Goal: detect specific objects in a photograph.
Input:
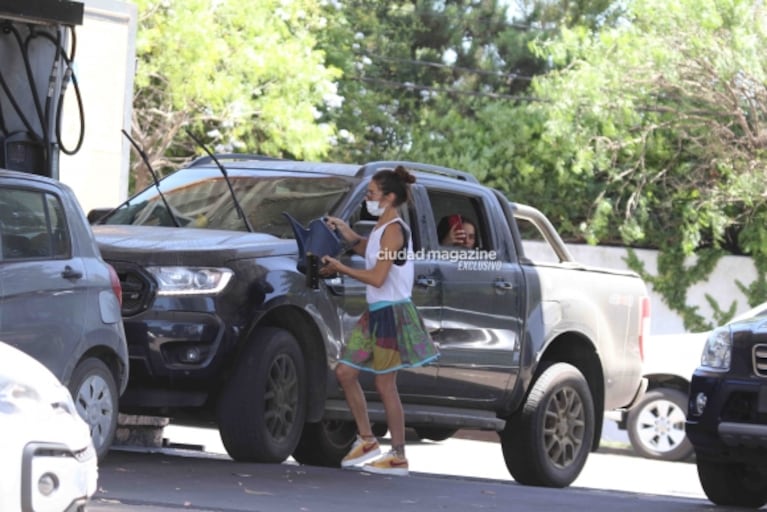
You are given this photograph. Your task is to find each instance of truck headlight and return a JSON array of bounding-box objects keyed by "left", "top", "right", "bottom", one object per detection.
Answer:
[
  {"left": 700, "top": 326, "right": 732, "bottom": 370},
  {"left": 147, "top": 266, "right": 233, "bottom": 295}
]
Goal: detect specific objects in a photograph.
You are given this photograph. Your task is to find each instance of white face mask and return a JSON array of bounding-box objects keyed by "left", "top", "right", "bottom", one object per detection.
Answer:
[{"left": 366, "top": 200, "right": 386, "bottom": 216}]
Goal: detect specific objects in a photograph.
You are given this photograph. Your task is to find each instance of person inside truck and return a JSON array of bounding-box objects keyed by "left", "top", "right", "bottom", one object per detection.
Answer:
[
  {"left": 437, "top": 215, "right": 478, "bottom": 249},
  {"left": 319, "top": 165, "right": 440, "bottom": 476}
]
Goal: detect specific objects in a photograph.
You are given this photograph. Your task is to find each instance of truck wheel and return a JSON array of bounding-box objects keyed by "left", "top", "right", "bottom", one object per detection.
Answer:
[
  {"left": 69, "top": 358, "right": 118, "bottom": 461},
  {"left": 697, "top": 458, "right": 767, "bottom": 507},
  {"left": 292, "top": 419, "right": 357, "bottom": 466},
  {"left": 414, "top": 427, "right": 458, "bottom": 442},
  {"left": 626, "top": 388, "right": 693, "bottom": 461},
  {"left": 500, "top": 362, "right": 594, "bottom": 488},
  {"left": 217, "top": 327, "right": 307, "bottom": 462}
]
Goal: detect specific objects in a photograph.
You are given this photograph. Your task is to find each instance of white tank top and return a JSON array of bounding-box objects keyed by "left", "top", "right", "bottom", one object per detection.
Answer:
[{"left": 365, "top": 218, "right": 414, "bottom": 304}]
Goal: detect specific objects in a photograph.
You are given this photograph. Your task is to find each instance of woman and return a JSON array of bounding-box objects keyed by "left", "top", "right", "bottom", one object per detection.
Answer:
[{"left": 321, "top": 165, "right": 439, "bottom": 476}]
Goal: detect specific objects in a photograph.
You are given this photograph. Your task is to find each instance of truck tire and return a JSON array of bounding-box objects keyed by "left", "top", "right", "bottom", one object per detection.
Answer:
[
  {"left": 500, "top": 362, "right": 594, "bottom": 487},
  {"left": 217, "top": 327, "right": 307, "bottom": 462},
  {"left": 292, "top": 419, "right": 357, "bottom": 466},
  {"left": 414, "top": 427, "right": 458, "bottom": 442},
  {"left": 68, "top": 358, "right": 118, "bottom": 461},
  {"left": 626, "top": 387, "right": 693, "bottom": 461},
  {"left": 697, "top": 458, "right": 767, "bottom": 508}
]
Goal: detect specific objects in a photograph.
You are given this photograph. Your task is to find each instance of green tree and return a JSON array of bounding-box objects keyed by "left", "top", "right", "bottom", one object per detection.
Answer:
[
  {"left": 129, "top": 0, "right": 342, "bottom": 191},
  {"left": 507, "top": 0, "right": 767, "bottom": 327},
  {"left": 321, "top": 0, "right": 533, "bottom": 163}
]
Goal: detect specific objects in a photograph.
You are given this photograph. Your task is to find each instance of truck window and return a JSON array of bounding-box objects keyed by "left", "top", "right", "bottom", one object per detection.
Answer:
[{"left": 426, "top": 189, "right": 488, "bottom": 250}]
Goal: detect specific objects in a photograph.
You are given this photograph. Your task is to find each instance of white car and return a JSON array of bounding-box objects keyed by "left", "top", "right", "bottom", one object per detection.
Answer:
[
  {"left": 615, "top": 301, "right": 767, "bottom": 461},
  {"left": 0, "top": 342, "right": 98, "bottom": 512}
]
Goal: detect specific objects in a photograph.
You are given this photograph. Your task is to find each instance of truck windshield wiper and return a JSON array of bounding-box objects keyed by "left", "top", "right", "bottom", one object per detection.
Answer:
[
  {"left": 121, "top": 129, "right": 181, "bottom": 228},
  {"left": 185, "top": 128, "right": 254, "bottom": 233}
]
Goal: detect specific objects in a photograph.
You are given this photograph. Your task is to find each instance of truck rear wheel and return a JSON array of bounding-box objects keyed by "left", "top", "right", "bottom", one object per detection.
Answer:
[
  {"left": 217, "top": 327, "right": 307, "bottom": 462},
  {"left": 500, "top": 362, "right": 594, "bottom": 487},
  {"left": 697, "top": 459, "right": 767, "bottom": 508},
  {"left": 292, "top": 419, "right": 357, "bottom": 466}
]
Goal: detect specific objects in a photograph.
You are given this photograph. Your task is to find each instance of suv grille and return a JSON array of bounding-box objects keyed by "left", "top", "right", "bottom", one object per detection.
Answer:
[
  {"left": 754, "top": 344, "right": 767, "bottom": 377},
  {"left": 108, "top": 261, "right": 155, "bottom": 316}
]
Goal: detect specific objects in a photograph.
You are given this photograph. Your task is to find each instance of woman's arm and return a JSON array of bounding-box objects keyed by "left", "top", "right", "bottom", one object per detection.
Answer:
[
  {"left": 325, "top": 216, "right": 367, "bottom": 255},
  {"left": 321, "top": 222, "right": 404, "bottom": 287}
]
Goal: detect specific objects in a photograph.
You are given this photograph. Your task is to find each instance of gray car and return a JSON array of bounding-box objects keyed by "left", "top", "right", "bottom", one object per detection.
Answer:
[{"left": 0, "top": 169, "right": 128, "bottom": 460}]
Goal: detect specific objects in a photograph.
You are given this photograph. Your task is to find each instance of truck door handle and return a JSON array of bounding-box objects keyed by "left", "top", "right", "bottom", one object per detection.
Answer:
[
  {"left": 61, "top": 265, "right": 83, "bottom": 280},
  {"left": 494, "top": 279, "right": 513, "bottom": 290},
  {"left": 416, "top": 276, "right": 437, "bottom": 288}
]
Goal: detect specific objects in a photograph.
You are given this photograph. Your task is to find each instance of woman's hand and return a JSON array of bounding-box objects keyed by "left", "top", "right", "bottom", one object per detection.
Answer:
[
  {"left": 325, "top": 215, "right": 365, "bottom": 254},
  {"left": 325, "top": 216, "right": 349, "bottom": 235},
  {"left": 447, "top": 223, "right": 467, "bottom": 246},
  {"left": 320, "top": 255, "right": 342, "bottom": 276}
]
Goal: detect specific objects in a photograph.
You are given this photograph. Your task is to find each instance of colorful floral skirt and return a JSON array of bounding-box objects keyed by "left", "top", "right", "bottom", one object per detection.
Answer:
[{"left": 339, "top": 300, "right": 440, "bottom": 374}]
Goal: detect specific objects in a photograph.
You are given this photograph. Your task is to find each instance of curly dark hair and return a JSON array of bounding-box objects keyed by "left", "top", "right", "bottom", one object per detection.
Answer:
[{"left": 372, "top": 165, "right": 415, "bottom": 206}]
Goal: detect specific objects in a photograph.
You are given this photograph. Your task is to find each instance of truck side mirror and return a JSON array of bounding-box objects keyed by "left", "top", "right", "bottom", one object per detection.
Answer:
[
  {"left": 352, "top": 220, "right": 376, "bottom": 239},
  {"left": 87, "top": 208, "right": 113, "bottom": 224}
]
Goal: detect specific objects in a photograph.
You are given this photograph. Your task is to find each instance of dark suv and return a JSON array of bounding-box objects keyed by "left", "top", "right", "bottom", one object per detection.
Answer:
[
  {"left": 686, "top": 315, "right": 767, "bottom": 508},
  {"left": 0, "top": 169, "right": 128, "bottom": 460}
]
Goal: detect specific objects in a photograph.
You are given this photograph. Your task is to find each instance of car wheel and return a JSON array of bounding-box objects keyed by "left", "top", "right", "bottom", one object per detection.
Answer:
[
  {"left": 697, "top": 458, "right": 767, "bottom": 508},
  {"left": 500, "top": 362, "right": 594, "bottom": 488},
  {"left": 626, "top": 387, "right": 693, "bottom": 461},
  {"left": 68, "top": 358, "right": 118, "bottom": 461},
  {"left": 217, "top": 327, "right": 307, "bottom": 462},
  {"left": 292, "top": 420, "right": 357, "bottom": 466},
  {"left": 414, "top": 427, "right": 458, "bottom": 442}
]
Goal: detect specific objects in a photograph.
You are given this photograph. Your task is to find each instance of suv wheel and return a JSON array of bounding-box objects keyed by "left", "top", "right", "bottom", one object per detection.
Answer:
[
  {"left": 292, "top": 420, "right": 357, "bottom": 466},
  {"left": 697, "top": 458, "right": 767, "bottom": 508},
  {"left": 501, "top": 362, "right": 594, "bottom": 488},
  {"left": 69, "top": 358, "right": 118, "bottom": 461},
  {"left": 626, "top": 387, "right": 693, "bottom": 461},
  {"left": 217, "top": 327, "right": 307, "bottom": 462}
]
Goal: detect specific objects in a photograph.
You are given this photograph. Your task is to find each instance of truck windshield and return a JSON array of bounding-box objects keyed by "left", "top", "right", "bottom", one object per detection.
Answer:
[{"left": 100, "top": 168, "right": 353, "bottom": 238}]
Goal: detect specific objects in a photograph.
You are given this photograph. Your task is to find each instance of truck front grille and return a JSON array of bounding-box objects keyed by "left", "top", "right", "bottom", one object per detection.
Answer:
[{"left": 754, "top": 344, "right": 767, "bottom": 377}]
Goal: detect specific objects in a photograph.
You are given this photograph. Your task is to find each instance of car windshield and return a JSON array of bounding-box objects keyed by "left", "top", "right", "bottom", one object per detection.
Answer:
[{"left": 99, "top": 168, "right": 353, "bottom": 238}]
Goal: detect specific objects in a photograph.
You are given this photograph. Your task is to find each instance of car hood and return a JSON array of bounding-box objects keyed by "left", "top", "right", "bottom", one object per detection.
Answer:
[{"left": 92, "top": 225, "right": 298, "bottom": 265}]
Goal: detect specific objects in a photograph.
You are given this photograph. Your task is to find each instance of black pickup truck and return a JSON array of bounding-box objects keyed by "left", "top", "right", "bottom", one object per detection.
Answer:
[{"left": 91, "top": 156, "right": 649, "bottom": 487}]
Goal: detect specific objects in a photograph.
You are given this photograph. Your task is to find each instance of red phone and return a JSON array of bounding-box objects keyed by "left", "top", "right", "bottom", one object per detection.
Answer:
[{"left": 448, "top": 214, "right": 463, "bottom": 230}]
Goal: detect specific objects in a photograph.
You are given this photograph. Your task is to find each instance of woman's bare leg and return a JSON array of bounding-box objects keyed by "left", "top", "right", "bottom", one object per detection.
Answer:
[
  {"left": 375, "top": 371, "right": 405, "bottom": 455},
  {"left": 336, "top": 363, "right": 374, "bottom": 438}
]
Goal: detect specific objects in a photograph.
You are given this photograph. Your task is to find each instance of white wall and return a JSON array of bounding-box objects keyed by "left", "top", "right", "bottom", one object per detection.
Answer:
[
  {"left": 59, "top": 0, "right": 136, "bottom": 214},
  {"left": 526, "top": 241, "right": 758, "bottom": 335}
]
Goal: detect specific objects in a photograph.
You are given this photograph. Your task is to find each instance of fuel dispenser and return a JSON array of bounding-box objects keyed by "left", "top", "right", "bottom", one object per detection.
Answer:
[{"left": 0, "top": 0, "right": 84, "bottom": 179}]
